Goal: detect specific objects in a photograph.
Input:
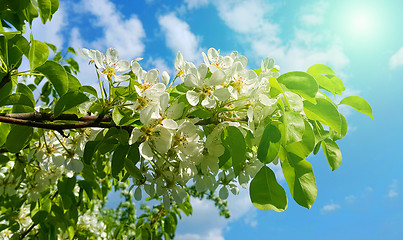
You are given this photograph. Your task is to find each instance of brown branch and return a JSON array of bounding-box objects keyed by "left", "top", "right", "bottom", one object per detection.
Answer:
[
  {"left": 0, "top": 112, "right": 112, "bottom": 122},
  {"left": 0, "top": 112, "right": 247, "bottom": 133},
  {"left": 0, "top": 115, "right": 132, "bottom": 132}
]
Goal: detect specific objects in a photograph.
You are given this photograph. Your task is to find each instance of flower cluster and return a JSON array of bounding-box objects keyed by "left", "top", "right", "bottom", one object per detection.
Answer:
[{"left": 81, "top": 47, "right": 283, "bottom": 207}]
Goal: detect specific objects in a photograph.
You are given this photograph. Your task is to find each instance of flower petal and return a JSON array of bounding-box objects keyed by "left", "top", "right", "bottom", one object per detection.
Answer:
[
  {"left": 186, "top": 91, "right": 200, "bottom": 106},
  {"left": 207, "top": 69, "right": 226, "bottom": 86},
  {"left": 213, "top": 88, "right": 230, "bottom": 101},
  {"left": 115, "top": 60, "right": 130, "bottom": 72},
  {"left": 202, "top": 96, "right": 216, "bottom": 108},
  {"left": 161, "top": 71, "right": 170, "bottom": 85},
  {"left": 162, "top": 119, "right": 178, "bottom": 130},
  {"left": 114, "top": 75, "right": 130, "bottom": 83},
  {"left": 106, "top": 48, "right": 119, "bottom": 65},
  {"left": 139, "top": 142, "right": 154, "bottom": 160}
]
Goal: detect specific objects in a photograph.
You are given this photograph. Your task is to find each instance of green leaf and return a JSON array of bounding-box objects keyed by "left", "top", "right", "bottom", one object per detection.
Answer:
[
  {"left": 0, "top": 81, "right": 13, "bottom": 101},
  {"left": 67, "top": 47, "right": 76, "bottom": 55},
  {"left": 50, "top": 0, "right": 59, "bottom": 15},
  {"left": 0, "top": 122, "right": 11, "bottom": 147},
  {"left": 124, "top": 158, "right": 143, "bottom": 180},
  {"left": 36, "top": 60, "right": 69, "bottom": 96},
  {"left": 277, "top": 71, "right": 318, "bottom": 104},
  {"left": 249, "top": 166, "right": 288, "bottom": 211},
  {"left": 45, "top": 42, "right": 57, "bottom": 52},
  {"left": 0, "top": 93, "right": 34, "bottom": 109},
  {"left": 67, "top": 72, "right": 81, "bottom": 91},
  {"left": 188, "top": 108, "right": 212, "bottom": 119},
  {"left": 257, "top": 123, "right": 281, "bottom": 164},
  {"left": 37, "top": 0, "right": 51, "bottom": 24},
  {"left": 28, "top": 40, "right": 49, "bottom": 70},
  {"left": 221, "top": 126, "right": 246, "bottom": 176},
  {"left": 303, "top": 98, "right": 342, "bottom": 134},
  {"left": 80, "top": 85, "right": 98, "bottom": 97},
  {"left": 127, "top": 144, "right": 140, "bottom": 165},
  {"left": 284, "top": 111, "right": 305, "bottom": 144},
  {"left": 328, "top": 75, "right": 345, "bottom": 95},
  {"left": 339, "top": 96, "right": 373, "bottom": 119},
  {"left": 112, "top": 145, "right": 130, "bottom": 177},
  {"left": 5, "top": 125, "right": 33, "bottom": 153},
  {"left": 322, "top": 138, "right": 342, "bottom": 171},
  {"left": 282, "top": 153, "right": 317, "bottom": 209},
  {"left": 286, "top": 119, "right": 315, "bottom": 159},
  {"left": 331, "top": 114, "right": 348, "bottom": 141},
  {"left": 83, "top": 141, "right": 99, "bottom": 165},
  {"left": 307, "top": 64, "right": 335, "bottom": 75},
  {"left": 54, "top": 91, "right": 89, "bottom": 117},
  {"left": 16, "top": 83, "right": 35, "bottom": 105}
]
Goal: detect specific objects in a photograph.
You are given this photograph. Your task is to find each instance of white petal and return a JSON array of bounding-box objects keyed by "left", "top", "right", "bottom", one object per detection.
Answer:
[
  {"left": 153, "top": 126, "right": 172, "bottom": 153},
  {"left": 106, "top": 48, "right": 119, "bottom": 64},
  {"left": 139, "top": 142, "right": 154, "bottom": 160},
  {"left": 207, "top": 48, "right": 219, "bottom": 61},
  {"left": 202, "top": 96, "right": 216, "bottom": 108},
  {"left": 186, "top": 91, "right": 200, "bottom": 106},
  {"left": 162, "top": 119, "right": 178, "bottom": 130},
  {"left": 213, "top": 88, "right": 230, "bottom": 101},
  {"left": 207, "top": 69, "right": 226, "bottom": 86},
  {"left": 222, "top": 56, "right": 234, "bottom": 68},
  {"left": 115, "top": 60, "right": 130, "bottom": 72},
  {"left": 166, "top": 101, "right": 185, "bottom": 119},
  {"left": 94, "top": 51, "right": 104, "bottom": 69},
  {"left": 140, "top": 106, "right": 154, "bottom": 125},
  {"left": 145, "top": 69, "right": 159, "bottom": 84},
  {"left": 197, "top": 63, "right": 208, "bottom": 79},
  {"left": 160, "top": 92, "right": 169, "bottom": 111},
  {"left": 129, "top": 128, "right": 143, "bottom": 144},
  {"left": 175, "top": 51, "right": 183, "bottom": 69},
  {"left": 202, "top": 52, "right": 210, "bottom": 66},
  {"left": 259, "top": 94, "right": 277, "bottom": 106},
  {"left": 184, "top": 73, "right": 198, "bottom": 88},
  {"left": 114, "top": 75, "right": 130, "bottom": 83},
  {"left": 161, "top": 71, "right": 170, "bottom": 85},
  {"left": 66, "top": 158, "right": 83, "bottom": 173},
  {"left": 131, "top": 61, "right": 141, "bottom": 75}
]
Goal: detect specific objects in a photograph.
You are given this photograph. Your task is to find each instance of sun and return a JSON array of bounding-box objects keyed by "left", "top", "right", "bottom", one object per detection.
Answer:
[{"left": 351, "top": 12, "right": 373, "bottom": 36}]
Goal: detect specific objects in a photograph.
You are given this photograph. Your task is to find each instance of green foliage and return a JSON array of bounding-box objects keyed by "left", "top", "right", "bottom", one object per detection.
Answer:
[{"left": 0, "top": 1, "right": 373, "bottom": 239}]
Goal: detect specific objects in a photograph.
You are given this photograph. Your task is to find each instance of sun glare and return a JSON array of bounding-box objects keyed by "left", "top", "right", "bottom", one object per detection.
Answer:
[{"left": 352, "top": 12, "right": 372, "bottom": 36}]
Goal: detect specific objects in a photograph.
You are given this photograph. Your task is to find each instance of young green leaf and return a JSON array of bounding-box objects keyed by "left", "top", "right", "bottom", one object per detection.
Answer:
[
  {"left": 5, "top": 125, "right": 33, "bottom": 153},
  {"left": 286, "top": 120, "right": 315, "bottom": 159},
  {"left": 54, "top": 91, "right": 89, "bottom": 117},
  {"left": 29, "top": 40, "right": 49, "bottom": 70},
  {"left": 284, "top": 111, "right": 305, "bottom": 144},
  {"left": 250, "top": 166, "right": 288, "bottom": 211},
  {"left": 37, "top": 0, "right": 52, "bottom": 23},
  {"left": 322, "top": 138, "right": 342, "bottom": 171},
  {"left": 36, "top": 60, "right": 69, "bottom": 96},
  {"left": 257, "top": 123, "right": 281, "bottom": 164},
  {"left": 277, "top": 71, "right": 318, "bottom": 104},
  {"left": 339, "top": 96, "right": 373, "bottom": 119},
  {"left": 0, "top": 93, "right": 35, "bottom": 109},
  {"left": 221, "top": 126, "right": 246, "bottom": 176},
  {"left": 282, "top": 153, "right": 317, "bottom": 209},
  {"left": 112, "top": 145, "right": 130, "bottom": 177},
  {"left": 307, "top": 64, "right": 335, "bottom": 75},
  {"left": 303, "top": 98, "right": 342, "bottom": 134}
]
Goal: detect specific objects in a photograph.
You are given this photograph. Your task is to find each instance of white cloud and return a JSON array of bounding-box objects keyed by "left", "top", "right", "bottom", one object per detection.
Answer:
[
  {"left": 321, "top": 203, "right": 340, "bottom": 214},
  {"left": 184, "top": 0, "right": 210, "bottom": 9},
  {"left": 158, "top": 13, "right": 202, "bottom": 63},
  {"left": 389, "top": 47, "right": 403, "bottom": 69},
  {"left": 212, "top": 0, "right": 349, "bottom": 73},
  {"left": 176, "top": 187, "right": 257, "bottom": 239},
  {"left": 388, "top": 180, "right": 398, "bottom": 198},
  {"left": 26, "top": 3, "right": 67, "bottom": 50},
  {"left": 299, "top": 1, "right": 329, "bottom": 26},
  {"left": 72, "top": 0, "right": 146, "bottom": 60}
]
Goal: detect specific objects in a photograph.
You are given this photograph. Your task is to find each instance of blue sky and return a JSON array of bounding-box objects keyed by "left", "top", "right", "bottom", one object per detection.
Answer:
[{"left": 28, "top": 0, "right": 403, "bottom": 239}]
